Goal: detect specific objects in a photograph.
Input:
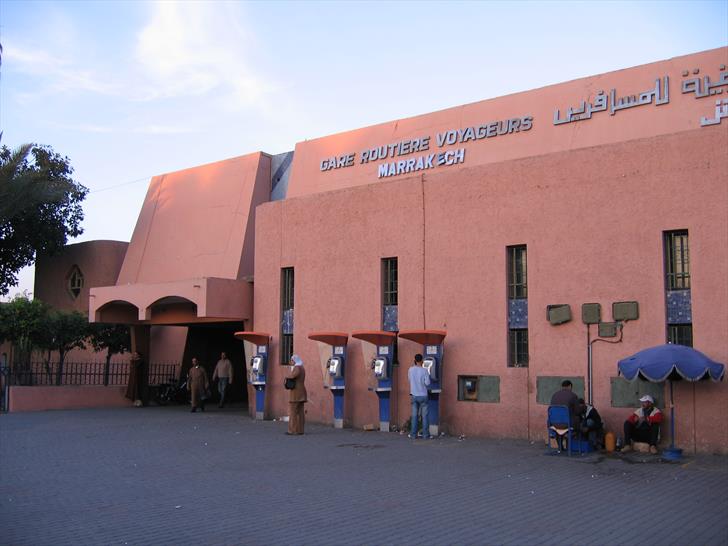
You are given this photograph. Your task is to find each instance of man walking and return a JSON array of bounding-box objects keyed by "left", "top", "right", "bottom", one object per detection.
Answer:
[
  {"left": 408, "top": 354, "right": 431, "bottom": 439},
  {"left": 212, "top": 352, "right": 233, "bottom": 408}
]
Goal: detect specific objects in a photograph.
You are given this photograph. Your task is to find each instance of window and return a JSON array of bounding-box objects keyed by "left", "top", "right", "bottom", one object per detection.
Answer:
[
  {"left": 667, "top": 324, "right": 693, "bottom": 347},
  {"left": 508, "top": 329, "right": 529, "bottom": 367},
  {"left": 382, "top": 257, "right": 398, "bottom": 307},
  {"left": 280, "top": 267, "right": 294, "bottom": 364},
  {"left": 507, "top": 245, "right": 528, "bottom": 299},
  {"left": 664, "top": 231, "right": 692, "bottom": 347},
  {"left": 66, "top": 265, "right": 84, "bottom": 299},
  {"left": 382, "top": 257, "right": 398, "bottom": 365},
  {"left": 664, "top": 231, "right": 690, "bottom": 290},
  {"left": 507, "top": 245, "right": 528, "bottom": 367}
]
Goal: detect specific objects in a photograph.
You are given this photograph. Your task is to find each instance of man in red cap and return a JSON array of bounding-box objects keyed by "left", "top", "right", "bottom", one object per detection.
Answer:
[{"left": 622, "top": 394, "right": 663, "bottom": 454}]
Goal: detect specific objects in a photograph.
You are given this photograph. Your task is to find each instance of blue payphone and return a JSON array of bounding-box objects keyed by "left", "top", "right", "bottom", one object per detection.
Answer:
[
  {"left": 309, "top": 332, "right": 349, "bottom": 429},
  {"left": 352, "top": 330, "right": 397, "bottom": 432},
  {"left": 234, "top": 331, "right": 271, "bottom": 421},
  {"left": 399, "top": 330, "right": 447, "bottom": 437}
]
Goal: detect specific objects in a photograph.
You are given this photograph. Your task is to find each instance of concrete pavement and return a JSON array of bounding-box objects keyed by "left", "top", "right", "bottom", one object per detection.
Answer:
[{"left": 1, "top": 406, "right": 726, "bottom": 546}]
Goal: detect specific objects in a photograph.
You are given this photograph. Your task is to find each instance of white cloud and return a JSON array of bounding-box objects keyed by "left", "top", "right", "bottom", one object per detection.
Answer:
[
  {"left": 134, "top": 1, "right": 274, "bottom": 109},
  {"left": 133, "top": 124, "right": 195, "bottom": 135},
  {"left": 4, "top": 45, "right": 118, "bottom": 96}
]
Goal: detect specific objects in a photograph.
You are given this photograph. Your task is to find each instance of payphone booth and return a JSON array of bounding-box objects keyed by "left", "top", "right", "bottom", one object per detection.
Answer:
[
  {"left": 233, "top": 331, "right": 271, "bottom": 420},
  {"left": 352, "top": 330, "right": 397, "bottom": 432},
  {"left": 308, "top": 332, "right": 348, "bottom": 429},
  {"left": 399, "top": 330, "right": 447, "bottom": 437}
]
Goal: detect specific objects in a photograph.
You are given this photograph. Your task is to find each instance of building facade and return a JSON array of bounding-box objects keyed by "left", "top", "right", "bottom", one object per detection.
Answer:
[{"left": 78, "top": 47, "right": 728, "bottom": 452}]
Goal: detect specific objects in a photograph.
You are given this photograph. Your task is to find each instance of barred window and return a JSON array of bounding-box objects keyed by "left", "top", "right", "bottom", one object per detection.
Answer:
[
  {"left": 508, "top": 329, "right": 529, "bottom": 367},
  {"left": 664, "top": 231, "right": 690, "bottom": 290},
  {"left": 507, "top": 246, "right": 528, "bottom": 299},
  {"left": 667, "top": 324, "right": 693, "bottom": 348},
  {"left": 382, "top": 257, "right": 398, "bottom": 306},
  {"left": 280, "top": 267, "right": 294, "bottom": 364},
  {"left": 67, "top": 265, "right": 84, "bottom": 299}
]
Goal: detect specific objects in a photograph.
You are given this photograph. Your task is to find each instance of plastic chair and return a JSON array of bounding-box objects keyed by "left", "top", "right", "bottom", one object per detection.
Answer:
[{"left": 547, "top": 405, "right": 582, "bottom": 456}]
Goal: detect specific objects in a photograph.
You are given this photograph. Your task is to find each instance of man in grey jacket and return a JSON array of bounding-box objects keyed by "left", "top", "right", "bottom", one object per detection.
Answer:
[{"left": 407, "top": 354, "right": 431, "bottom": 439}]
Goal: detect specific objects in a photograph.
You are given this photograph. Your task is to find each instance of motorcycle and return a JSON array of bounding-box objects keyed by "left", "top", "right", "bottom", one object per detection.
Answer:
[{"left": 154, "top": 377, "right": 188, "bottom": 405}]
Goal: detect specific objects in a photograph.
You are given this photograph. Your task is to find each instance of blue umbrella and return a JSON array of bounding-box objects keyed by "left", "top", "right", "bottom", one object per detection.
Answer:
[{"left": 618, "top": 344, "right": 725, "bottom": 458}]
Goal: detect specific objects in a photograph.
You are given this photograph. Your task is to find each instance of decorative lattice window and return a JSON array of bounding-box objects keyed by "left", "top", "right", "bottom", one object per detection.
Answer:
[{"left": 67, "top": 265, "right": 84, "bottom": 299}]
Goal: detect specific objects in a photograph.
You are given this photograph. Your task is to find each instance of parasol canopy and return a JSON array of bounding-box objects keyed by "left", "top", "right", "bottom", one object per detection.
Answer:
[
  {"left": 617, "top": 343, "right": 724, "bottom": 458},
  {"left": 618, "top": 344, "right": 725, "bottom": 383}
]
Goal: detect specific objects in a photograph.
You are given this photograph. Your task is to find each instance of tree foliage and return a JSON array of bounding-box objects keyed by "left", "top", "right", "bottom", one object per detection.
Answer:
[
  {"left": 0, "top": 294, "right": 52, "bottom": 367},
  {"left": 88, "top": 323, "right": 131, "bottom": 365},
  {"left": 0, "top": 144, "right": 88, "bottom": 295}
]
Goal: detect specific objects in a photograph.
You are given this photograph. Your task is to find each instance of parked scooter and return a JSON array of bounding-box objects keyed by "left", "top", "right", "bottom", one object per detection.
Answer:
[{"left": 154, "top": 377, "right": 188, "bottom": 405}]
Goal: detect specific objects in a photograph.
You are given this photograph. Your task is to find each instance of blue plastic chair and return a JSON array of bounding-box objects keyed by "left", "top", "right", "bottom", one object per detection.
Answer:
[{"left": 547, "top": 405, "right": 582, "bottom": 456}]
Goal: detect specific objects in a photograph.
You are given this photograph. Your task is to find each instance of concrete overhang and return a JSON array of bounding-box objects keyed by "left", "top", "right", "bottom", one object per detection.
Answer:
[{"left": 89, "top": 277, "right": 252, "bottom": 325}]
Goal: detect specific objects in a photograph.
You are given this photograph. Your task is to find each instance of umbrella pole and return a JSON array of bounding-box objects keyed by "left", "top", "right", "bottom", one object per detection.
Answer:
[{"left": 670, "top": 380, "right": 675, "bottom": 450}]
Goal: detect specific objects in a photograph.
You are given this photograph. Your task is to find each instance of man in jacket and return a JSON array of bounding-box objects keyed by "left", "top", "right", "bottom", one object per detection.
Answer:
[
  {"left": 285, "top": 354, "right": 307, "bottom": 435},
  {"left": 407, "top": 354, "right": 431, "bottom": 439},
  {"left": 622, "top": 394, "right": 663, "bottom": 454},
  {"left": 187, "top": 358, "right": 209, "bottom": 413},
  {"left": 212, "top": 352, "right": 233, "bottom": 408}
]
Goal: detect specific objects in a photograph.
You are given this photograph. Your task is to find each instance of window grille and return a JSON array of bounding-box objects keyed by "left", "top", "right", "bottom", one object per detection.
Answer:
[
  {"left": 280, "top": 267, "right": 294, "bottom": 364},
  {"left": 67, "top": 265, "right": 84, "bottom": 299},
  {"left": 667, "top": 324, "right": 693, "bottom": 347},
  {"left": 664, "top": 231, "right": 690, "bottom": 290},
  {"left": 508, "top": 329, "right": 529, "bottom": 367},
  {"left": 507, "top": 246, "right": 528, "bottom": 299}
]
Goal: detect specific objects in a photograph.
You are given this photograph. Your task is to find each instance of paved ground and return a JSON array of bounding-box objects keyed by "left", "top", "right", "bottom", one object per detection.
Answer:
[{"left": 1, "top": 406, "right": 727, "bottom": 546}]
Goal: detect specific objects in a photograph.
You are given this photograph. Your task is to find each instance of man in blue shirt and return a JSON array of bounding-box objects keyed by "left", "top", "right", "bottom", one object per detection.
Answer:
[{"left": 408, "top": 354, "right": 431, "bottom": 439}]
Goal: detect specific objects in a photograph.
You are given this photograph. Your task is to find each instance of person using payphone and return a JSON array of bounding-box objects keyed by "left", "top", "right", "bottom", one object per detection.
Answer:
[
  {"left": 285, "top": 354, "right": 308, "bottom": 435},
  {"left": 407, "top": 354, "right": 431, "bottom": 439}
]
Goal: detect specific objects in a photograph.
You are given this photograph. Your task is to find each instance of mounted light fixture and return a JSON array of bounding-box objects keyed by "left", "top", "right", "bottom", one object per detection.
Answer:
[
  {"left": 547, "top": 304, "right": 572, "bottom": 325},
  {"left": 581, "top": 303, "right": 601, "bottom": 325},
  {"left": 613, "top": 301, "right": 639, "bottom": 321}
]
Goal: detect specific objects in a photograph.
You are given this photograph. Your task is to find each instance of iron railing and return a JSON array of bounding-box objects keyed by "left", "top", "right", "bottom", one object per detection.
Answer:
[{"left": 6, "top": 361, "right": 180, "bottom": 387}]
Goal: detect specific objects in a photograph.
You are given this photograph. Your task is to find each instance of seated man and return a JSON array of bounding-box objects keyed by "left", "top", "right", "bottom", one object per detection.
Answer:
[
  {"left": 578, "top": 398, "right": 604, "bottom": 450},
  {"left": 549, "top": 380, "right": 580, "bottom": 451},
  {"left": 622, "top": 394, "right": 662, "bottom": 454}
]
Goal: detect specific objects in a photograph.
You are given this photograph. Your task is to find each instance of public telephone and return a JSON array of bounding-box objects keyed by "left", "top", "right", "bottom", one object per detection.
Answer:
[
  {"left": 249, "top": 346, "right": 267, "bottom": 386},
  {"left": 372, "top": 356, "right": 388, "bottom": 380},
  {"left": 309, "top": 333, "right": 349, "bottom": 429},
  {"left": 251, "top": 355, "right": 265, "bottom": 375},
  {"left": 423, "top": 356, "right": 438, "bottom": 381},
  {"left": 234, "top": 331, "right": 271, "bottom": 422},
  {"left": 327, "top": 356, "right": 343, "bottom": 378}
]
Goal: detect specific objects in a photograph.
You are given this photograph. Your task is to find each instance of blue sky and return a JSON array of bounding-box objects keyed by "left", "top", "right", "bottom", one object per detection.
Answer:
[{"left": 1, "top": 0, "right": 726, "bottom": 299}]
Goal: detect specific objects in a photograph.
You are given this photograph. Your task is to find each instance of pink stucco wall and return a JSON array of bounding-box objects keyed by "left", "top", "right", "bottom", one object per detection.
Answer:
[
  {"left": 287, "top": 47, "right": 727, "bottom": 199},
  {"left": 34, "top": 240, "right": 128, "bottom": 313},
  {"left": 253, "top": 126, "right": 727, "bottom": 453},
  {"left": 9, "top": 386, "right": 129, "bottom": 412},
  {"left": 117, "top": 152, "right": 270, "bottom": 285}
]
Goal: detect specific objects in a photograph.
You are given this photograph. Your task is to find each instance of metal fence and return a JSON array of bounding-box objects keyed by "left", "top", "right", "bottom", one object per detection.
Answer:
[{"left": 6, "top": 361, "right": 180, "bottom": 387}]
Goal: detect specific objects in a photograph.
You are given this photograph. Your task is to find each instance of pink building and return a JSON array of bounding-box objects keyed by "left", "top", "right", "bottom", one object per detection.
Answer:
[{"left": 44, "top": 47, "right": 728, "bottom": 452}]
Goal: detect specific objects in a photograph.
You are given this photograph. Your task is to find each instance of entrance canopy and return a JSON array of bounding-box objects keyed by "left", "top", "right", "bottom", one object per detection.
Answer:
[{"left": 90, "top": 277, "right": 252, "bottom": 325}]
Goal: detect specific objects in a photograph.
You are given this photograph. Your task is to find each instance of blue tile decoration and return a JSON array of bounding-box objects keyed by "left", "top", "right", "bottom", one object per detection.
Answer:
[
  {"left": 508, "top": 299, "right": 528, "bottom": 329},
  {"left": 282, "top": 309, "right": 294, "bottom": 334},
  {"left": 666, "top": 290, "right": 692, "bottom": 324},
  {"left": 383, "top": 305, "right": 398, "bottom": 332}
]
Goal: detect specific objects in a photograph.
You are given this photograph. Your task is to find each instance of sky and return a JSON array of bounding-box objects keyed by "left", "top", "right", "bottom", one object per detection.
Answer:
[{"left": 0, "top": 0, "right": 726, "bottom": 300}]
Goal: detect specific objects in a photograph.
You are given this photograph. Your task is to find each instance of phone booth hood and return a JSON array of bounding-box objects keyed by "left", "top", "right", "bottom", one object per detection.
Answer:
[{"left": 398, "top": 330, "right": 447, "bottom": 345}]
